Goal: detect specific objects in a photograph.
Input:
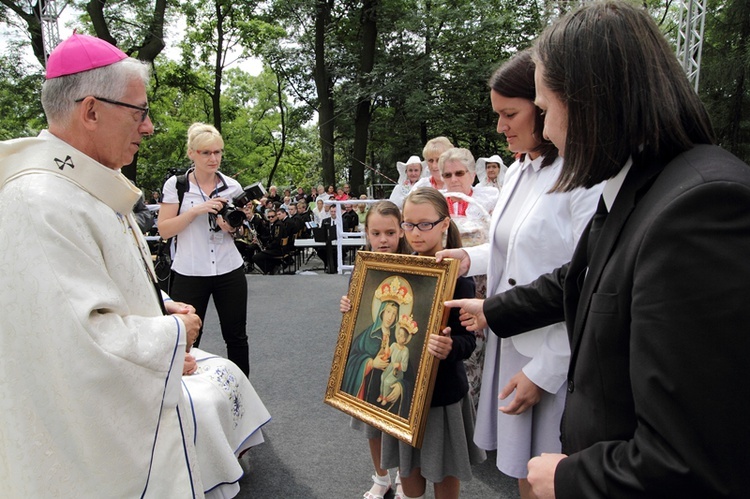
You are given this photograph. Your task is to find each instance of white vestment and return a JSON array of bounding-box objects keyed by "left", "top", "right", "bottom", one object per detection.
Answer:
[
  {"left": 0, "top": 131, "right": 203, "bottom": 497},
  {"left": 183, "top": 349, "right": 271, "bottom": 499}
]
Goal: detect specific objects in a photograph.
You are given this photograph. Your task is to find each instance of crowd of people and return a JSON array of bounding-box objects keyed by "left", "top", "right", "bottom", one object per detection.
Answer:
[
  {"left": 3, "top": 2, "right": 750, "bottom": 499},
  {"left": 224, "top": 186, "right": 369, "bottom": 275}
]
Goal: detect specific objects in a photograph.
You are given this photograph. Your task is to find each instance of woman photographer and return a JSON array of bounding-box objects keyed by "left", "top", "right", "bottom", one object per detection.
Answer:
[{"left": 158, "top": 122, "right": 250, "bottom": 376}]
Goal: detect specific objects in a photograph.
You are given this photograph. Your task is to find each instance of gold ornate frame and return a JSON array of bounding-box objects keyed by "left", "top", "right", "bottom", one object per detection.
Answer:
[{"left": 324, "top": 251, "right": 459, "bottom": 447}]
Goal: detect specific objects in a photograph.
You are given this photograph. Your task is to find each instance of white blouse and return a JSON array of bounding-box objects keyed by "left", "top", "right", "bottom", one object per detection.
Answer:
[{"left": 162, "top": 171, "right": 244, "bottom": 276}]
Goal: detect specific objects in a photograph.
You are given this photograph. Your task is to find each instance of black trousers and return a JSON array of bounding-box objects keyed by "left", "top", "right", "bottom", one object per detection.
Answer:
[
  {"left": 252, "top": 249, "right": 282, "bottom": 274},
  {"left": 170, "top": 266, "right": 249, "bottom": 375}
]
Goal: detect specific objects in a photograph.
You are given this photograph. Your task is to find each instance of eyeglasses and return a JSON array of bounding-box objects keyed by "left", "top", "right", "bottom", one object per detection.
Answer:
[
  {"left": 442, "top": 170, "right": 468, "bottom": 179},
  {"left": 74, "top": 96, "right": 149, "bottom": 122},
  {"left": 400, "top": 217, "right": 446, "bottom": 231},
  {"left": 196, "top": 149, "right": 224, "bottom": 158}
]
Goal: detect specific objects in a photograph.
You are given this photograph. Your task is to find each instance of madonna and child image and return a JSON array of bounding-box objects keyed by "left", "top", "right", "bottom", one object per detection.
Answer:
[{"left": 341, "top": 273, "right": 438, "bottom": 418}]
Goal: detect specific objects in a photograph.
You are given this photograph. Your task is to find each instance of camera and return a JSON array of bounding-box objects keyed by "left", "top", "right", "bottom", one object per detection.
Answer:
[
  {"left": 164, "top": 167, "right": 187, "bottom": 183},
  {"left": 215, "top": 182, "right": 267, "bottom": 228}
]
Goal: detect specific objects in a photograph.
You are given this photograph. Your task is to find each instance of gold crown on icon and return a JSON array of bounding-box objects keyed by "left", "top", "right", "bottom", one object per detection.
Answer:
[
  {"left": 374, "top": 276, "right": 413, "bottom": 306},
  {"left": 397, "top": 314, "right": 418, "bottom": 335}
]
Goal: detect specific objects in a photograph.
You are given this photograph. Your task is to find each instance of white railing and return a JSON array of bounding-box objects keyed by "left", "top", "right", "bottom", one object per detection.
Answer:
[{"left": 323, "top": 198, "right": 383, "bottom": 274}]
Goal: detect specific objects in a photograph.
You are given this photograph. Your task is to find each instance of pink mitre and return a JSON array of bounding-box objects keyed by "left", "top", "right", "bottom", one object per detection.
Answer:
[{"left": 46, "top": 32, "right": 127, "bottom": 79}]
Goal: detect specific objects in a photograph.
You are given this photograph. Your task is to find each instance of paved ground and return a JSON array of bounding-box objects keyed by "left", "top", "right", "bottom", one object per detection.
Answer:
[{"left": 199, "top": 252, "right": 520, "bottom": 498}]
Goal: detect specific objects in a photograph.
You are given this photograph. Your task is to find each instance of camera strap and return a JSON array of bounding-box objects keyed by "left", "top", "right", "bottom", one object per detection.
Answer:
[
  {"left": 175, "top": 173, "right": 189, "bottom": 214},
  {"left": 165, "top": 173, "right": 190, "bottom": 263}
]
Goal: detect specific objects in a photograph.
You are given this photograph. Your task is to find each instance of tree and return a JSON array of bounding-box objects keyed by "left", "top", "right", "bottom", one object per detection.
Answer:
[
  {"left": 313, "top": 0, "right": 337, "bottom": 187},
  {"left": 175, "top": 0, "right": 245, "bottom": 131},
  {"left": 0, "top": 0, "right": 45, "bottom": 66},
  {"left": 139, "top": 59, "right": 318, "bottom": 195},
  {"left": 0, "top": 51, "right": 45, "bottom": 140},
  {"left": 83, "top": 0, "right": 169, "bottom": 62},
  {"left": 349, "top": 0, "right": 379, "bottom": 196},
  {"left": 700, "top": 0, "right": 750, "bottom": 162}
]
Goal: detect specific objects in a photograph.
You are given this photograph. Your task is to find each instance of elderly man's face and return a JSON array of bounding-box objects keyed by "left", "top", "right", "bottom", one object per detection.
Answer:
[{"left": 94, "top": 79, "right": 154, "bottom": 169}]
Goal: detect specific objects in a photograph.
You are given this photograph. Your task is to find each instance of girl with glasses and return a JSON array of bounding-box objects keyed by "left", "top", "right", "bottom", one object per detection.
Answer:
[{"left": 379, "top": 187, "right": 485, "bottom": 499}]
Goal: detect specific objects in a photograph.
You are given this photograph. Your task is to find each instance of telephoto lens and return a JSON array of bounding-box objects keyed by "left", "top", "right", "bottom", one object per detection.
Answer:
[{"left": 217, "top": 202, "right": 247, "bottom": 228}]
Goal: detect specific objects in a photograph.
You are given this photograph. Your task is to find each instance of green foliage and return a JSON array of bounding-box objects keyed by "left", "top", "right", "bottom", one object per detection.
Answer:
[
  {"left": 699, "top": 0, "right": 750, "bottom": 163},
  {"left": 0, "top": 50, "right": 45, "bottom": 140},
  {"left": 2, "top": 0, "right": 748, "bottom": 192},
  {"left": 137, "top": 59, "right": 319, "bottom": 193},
  {"left": 69, "top": 0, "right": 181, "bottom": 53},
  {"left": 267, "top": 0, "right": 546, "bottom": 188}
]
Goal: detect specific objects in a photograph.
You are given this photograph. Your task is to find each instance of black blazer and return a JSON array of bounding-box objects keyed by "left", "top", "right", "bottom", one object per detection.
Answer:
[
  {"left": 483, "top": 145, "right": 750, "bottom": 498},
  {"left": 431, "top": 275, "right": 476, "bottom": 407}
]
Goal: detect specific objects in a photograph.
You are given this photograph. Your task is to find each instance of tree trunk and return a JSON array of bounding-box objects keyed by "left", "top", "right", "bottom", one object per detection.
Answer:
[
  {"left": 419, "top": 0, "right": 433, "bottom": 145},
  {"left": 266, "top": 72, "right": 288, "bottom": 187},
  {"left": 3, "top": 0, "right": 46, "bottom": 66},
  {"left": 350, "top": 0, "right": 378, "bottom": 197},
  {"left": 86, "top": 0, "right": 168, "bottom": 183},
  {"left": 212, "top": 0, "right": 225, "bottom": 133},
  {"left": 314, "top": 0, "right": 336, "bottom": 187},
  {"left": 726, "top": 0, "right": 749, "bottom": 153}
]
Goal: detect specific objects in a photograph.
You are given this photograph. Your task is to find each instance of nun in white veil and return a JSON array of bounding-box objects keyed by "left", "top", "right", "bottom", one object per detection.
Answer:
[
  {"left": 475, "top": 154, "right": 507, "bottom": 190},
  {"left": 388, "top": 155, "right": 427, "bottom": 208}
]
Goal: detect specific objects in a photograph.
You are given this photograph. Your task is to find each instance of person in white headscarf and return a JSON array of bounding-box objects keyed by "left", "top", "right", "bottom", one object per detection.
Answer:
[
  {"left": 476, "top": 154, "right": 507, "bottom": 189},
  {"left": 388, "top": 155, "right": 427, "bottom": 208}
]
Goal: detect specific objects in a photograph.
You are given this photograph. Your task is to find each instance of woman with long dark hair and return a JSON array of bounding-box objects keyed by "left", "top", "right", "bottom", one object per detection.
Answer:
[
  {"left": 446, "top": 2, "right": 750, "bottom": 497},
  {"left": 438, "top": 49, "right": 602, "bottom": 499}
]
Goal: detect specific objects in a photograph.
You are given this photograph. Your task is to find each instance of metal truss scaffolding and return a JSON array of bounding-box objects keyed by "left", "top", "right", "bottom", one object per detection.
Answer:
[
  {"left": 676, "top": 0, "right": 708, "bottom": 92},
  {"left": 35, "top": 0, "right": 64, "bottom": 66}
]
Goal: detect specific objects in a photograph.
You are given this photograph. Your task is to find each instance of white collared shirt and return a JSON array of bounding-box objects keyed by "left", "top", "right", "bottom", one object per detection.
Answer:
[
  {"left": 162, "top": 171, "right": 244, "bottom": 276},
  {"left": 602, "top": 157, "right": 633, "bottom": 211}
]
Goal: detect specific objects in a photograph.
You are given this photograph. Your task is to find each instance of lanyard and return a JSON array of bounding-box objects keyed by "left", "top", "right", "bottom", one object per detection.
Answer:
[{"left": 193, "top": 169, "right": 220, "bottom": 201}]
